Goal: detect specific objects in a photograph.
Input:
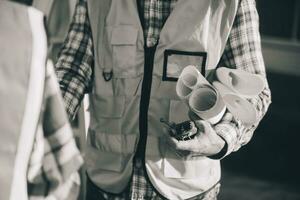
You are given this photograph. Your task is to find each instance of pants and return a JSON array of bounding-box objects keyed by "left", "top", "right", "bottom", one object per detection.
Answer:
[{"left": 85, "top": 176, "right": 220, "bottom": 200}]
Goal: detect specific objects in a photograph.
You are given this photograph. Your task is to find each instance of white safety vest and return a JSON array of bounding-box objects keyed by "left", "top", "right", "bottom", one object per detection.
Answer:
[
  {"left": 85, "top": 1, "right": 238, "bottom": 199},
  {"left": 0, "top": 2, "right": 47, "bottom": 200}
]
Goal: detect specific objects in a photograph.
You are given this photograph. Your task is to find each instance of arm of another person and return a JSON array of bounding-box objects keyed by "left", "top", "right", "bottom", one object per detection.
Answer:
[
  {"left": 55, "top": 0, "right": 94, "bottom": 120},
  {"left": 27, "top": 61, "right": 83, "bottom": 199}
]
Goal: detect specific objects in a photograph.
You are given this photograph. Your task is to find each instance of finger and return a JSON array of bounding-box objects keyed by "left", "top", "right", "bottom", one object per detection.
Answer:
[
  {"left": 173, "top": 138, "right": 196, "bottom": 151},
  {"left": 195, "top": 120, "right": 215, "bottom": 133},
  {"left": 164, "top": 135, "right": 188, "bottom": 151},
  {"left": 193, "top": 120, "right": 205, "bottom": 132},
  {"left": 201, "top": 121, "right": 215, "bottom": 135}
]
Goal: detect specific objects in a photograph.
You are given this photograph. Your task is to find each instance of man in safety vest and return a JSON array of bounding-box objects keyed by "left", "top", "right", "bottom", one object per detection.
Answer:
[
  {"left": 55, "top": 0, "right": 271, "bottom": 199},
  {"left": 0, "top": 1, "right": 83, "bottom": 199}
]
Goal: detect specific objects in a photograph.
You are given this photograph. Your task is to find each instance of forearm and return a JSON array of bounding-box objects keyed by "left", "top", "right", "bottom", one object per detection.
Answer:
[
  {"left": 233, "top": 83, "right": 271, "bottom": 150},
  {"left": 214, "top": 80, "right": 271, "bottom": 156},
  {"left": 55, "top": 0, "right": 94, "bottom": 120},
  {"left": 28, "top": 62, "right": 83, "bottom": 199},
  {"left": 212, "top": 0, "right": 271, "bottom": 158}
]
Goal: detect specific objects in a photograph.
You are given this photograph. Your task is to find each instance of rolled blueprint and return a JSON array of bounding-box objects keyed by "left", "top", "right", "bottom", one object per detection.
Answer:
[
  {"left": 215, "top": 67, "right": 265, "bottom": 98},
  {"left": 188, "top": 85, "right": 226, "bottom": 125},
  {"left": 176, "top": 65, "right": 210, "bottom": 103},
  {"left": 213, "top": 81, "right": 258, "bottom": 126},
  {"left": 176, "top": 78, "right": 194, "bottom": 102}
]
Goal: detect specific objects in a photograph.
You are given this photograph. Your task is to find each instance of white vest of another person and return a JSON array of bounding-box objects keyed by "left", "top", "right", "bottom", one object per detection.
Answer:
[{"left": 0, "top": 2, "right": 47, "bottom": 200}]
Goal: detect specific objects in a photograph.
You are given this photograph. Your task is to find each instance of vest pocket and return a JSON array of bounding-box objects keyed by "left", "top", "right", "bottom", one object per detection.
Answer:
[
  {"left": 91, "top": 95, "right": 125, "bottom": 119},
  {"left": 169, "top": 99, "right": 189, "bottom": 124},
  {"left": 87, "top": 95, "right": 137, "bottom": 173},
  {"left": 110, "top": 25, "right": 139, "bottom": 77},
  {"left": 162, "top": 50, "right": 207, "bottom": 81},
  {"left": 86, "top": 141, "right": 125, "bottom": 173},
  {"left": 161, "top": 141, "right": 218, "bottom": 179},
  {"left": 87, "top": 130, "right": 137, "bottom": 173}
]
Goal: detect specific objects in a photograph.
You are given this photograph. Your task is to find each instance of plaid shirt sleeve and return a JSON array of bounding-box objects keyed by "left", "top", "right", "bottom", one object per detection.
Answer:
[
  {"left": 213, "top": 0, "right": 271, "bottom": 158},
  {"left": 27, "top": 61, "right": 83, "bottom": 199},
  {"left": 55, "top": 0, "right": 93, "bottom": 120}
]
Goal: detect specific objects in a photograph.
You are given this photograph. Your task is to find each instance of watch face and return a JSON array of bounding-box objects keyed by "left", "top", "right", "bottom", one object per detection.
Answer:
[{"left": 163, "top": 49, "right": 207, "bottom": 81}]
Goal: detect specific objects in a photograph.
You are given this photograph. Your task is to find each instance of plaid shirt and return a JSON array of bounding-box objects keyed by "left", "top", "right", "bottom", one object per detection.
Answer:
[
  {"left": 55, "top": 0, "right": 271, "bottom": 199},
  {"left": 27, "top": 62, "right": 83, "bottom": 199},
  {"left": 140, "top": 0, "right": 177, "bottom": 47}
]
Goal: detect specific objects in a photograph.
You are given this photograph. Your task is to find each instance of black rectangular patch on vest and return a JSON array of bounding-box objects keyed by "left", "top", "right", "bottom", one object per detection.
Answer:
[{"left": 162, "top": 49, "right": 207, "bottom": 81}]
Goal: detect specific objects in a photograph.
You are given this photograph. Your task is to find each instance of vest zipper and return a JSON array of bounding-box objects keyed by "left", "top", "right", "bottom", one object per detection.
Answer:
[
  {"left": 135, "top": 44, "right": 169, "bottom": 200},
  {"left": 136, "top": 45, "right": 157, "bottom": 159},
  {"left": 134, "top": 44, "right": 169, "bottom": 200}
]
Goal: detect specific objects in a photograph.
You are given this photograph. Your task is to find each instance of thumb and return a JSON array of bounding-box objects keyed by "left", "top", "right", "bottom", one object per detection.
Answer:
[{"left": 193, "top": 120, "right": 212, "bottom": 133}]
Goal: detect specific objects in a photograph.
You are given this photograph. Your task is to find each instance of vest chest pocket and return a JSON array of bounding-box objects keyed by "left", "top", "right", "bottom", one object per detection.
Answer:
[
  {"left": 162, "top": 50, "right": 207, "bottom": 81},
  {"left": 110, "top": 26, "right": 139, "bottom": 77}
]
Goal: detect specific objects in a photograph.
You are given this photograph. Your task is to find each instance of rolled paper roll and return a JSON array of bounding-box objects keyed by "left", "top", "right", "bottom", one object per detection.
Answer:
[
  {"left": 213, "top": 81, "right": 258, "bottom": 126},
  {"left": 182, "top": 65, "right": 210, "bottom": 86},
  {"left": 181, "top": 72, "right": 198, "bottom": 89},
  {"left": 176, "top": 65, "right": 210, "bottom": 102},
  {"left": 216, "top": 67, "right": 265, "bottom": 98},
  {"left": 223, "top": 94, "right": 257, "bottom": 126},
  {"left": 188, "top": 85, "right": 226, "bottom": 125},
  {"left": 176, "top": 78, "right": 194, "bottom": 102},
  {"left": 212, "top": 81, "right": 235, "bottom": 97}
]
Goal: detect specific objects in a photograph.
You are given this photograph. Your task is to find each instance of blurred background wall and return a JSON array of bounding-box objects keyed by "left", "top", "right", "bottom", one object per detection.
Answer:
[
  {"left": 223, "top": 0, "right": 300, "bottom": 184},
  {"left": 220, "top": 0, "right": 300, "bottom": 199}
]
